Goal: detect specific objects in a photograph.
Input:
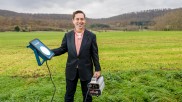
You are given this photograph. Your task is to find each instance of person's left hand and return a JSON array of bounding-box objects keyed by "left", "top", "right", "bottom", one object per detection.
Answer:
[{"left": 94, "top": 71, "right": 101, "bottom": 79}]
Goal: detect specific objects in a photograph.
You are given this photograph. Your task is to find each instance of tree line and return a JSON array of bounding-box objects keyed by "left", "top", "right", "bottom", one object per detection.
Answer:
[{"left": 0, "top": 8, "right": 182, "bottom": 32}]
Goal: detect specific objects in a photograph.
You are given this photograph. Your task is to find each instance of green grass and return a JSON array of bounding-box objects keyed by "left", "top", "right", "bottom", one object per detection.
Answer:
[{"left": 0, "top": 31, "right": 182, "bottom": 102}]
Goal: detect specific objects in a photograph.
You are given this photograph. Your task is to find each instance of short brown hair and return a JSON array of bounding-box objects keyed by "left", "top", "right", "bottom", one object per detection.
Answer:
[{"left": 72, "top": 10, "right": 86, "bottom": 19}]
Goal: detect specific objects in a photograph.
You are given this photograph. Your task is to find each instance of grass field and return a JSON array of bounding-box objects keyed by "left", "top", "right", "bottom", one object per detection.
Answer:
[{"left": 0, "top": 31, "right": 182, "bottom": 102}]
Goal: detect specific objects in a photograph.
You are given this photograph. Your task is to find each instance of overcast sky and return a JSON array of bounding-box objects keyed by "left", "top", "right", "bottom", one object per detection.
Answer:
[{"left": 0, "top": 0, "right": 181, "bottom": 18}]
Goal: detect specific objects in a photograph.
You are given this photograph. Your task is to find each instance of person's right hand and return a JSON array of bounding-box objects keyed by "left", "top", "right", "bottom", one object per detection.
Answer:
[{"left": 93, "top": 71, "right": 101, "bottom": 79}]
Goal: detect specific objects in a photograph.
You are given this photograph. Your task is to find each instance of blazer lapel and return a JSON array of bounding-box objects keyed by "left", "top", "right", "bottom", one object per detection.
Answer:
[
  {"left": 70, "top": 31, "right": 77, "bottom": 56},
  {"left": 79, "top": 30, "right": 89, "bottom": 55}
]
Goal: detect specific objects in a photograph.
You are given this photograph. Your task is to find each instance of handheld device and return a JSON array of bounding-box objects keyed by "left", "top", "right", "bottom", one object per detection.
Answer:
[
  {"left": 27, "top": 38, "right": 56, "bottom": 102},
  {"left": 88, "top": 76, "right": 105, "bottom": 96},
  {"left": 27, "top": 38, "right": 54, "bottom": 66}
]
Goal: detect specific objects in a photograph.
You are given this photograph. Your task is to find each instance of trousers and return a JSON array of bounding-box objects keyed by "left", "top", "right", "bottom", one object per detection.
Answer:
[{"left": 64, "top": 69, "right": 92, "bottom": 102}]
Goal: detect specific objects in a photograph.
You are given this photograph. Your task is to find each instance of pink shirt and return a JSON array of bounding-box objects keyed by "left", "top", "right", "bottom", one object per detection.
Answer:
[{"left": 75, "top": 31, "right": 84, "bottom": 55}]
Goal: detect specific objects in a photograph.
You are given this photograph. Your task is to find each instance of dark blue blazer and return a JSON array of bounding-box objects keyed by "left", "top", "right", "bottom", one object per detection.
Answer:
[{"left": 52, "top": 29, "right": 101, "bottom": 81}]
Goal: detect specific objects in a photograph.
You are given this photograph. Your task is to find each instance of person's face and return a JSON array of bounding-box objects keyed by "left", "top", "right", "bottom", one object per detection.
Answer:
[{"left": 72, "top": 13, "right": 86, "bottom": 30}]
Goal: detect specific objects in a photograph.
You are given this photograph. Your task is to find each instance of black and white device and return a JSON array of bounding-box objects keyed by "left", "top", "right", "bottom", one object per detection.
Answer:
[{"left": 88, "top": 76, "right": 105, "bottom": 96}]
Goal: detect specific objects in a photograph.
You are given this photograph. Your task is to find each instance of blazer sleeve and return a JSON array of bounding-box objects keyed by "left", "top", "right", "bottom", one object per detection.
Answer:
[
  {"left": 52, "top": 34, "right": 68, "bottom": 56},
  {"left": 91, "top": 34, "right": 101, "bottom": 71}
]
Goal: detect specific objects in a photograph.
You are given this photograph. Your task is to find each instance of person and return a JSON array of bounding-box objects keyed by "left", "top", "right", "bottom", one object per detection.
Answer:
[{"left": 52, "top": 10, "right": 101, "bottom": 102}]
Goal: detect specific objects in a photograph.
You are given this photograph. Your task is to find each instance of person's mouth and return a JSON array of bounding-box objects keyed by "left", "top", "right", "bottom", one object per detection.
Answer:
[{"left": 77, "top": 24, "right": 83, "bottom": 27}]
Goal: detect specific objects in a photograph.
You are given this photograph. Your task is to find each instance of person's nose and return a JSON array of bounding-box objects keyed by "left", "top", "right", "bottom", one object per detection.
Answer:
[{"left": 78, "top": 19, "right": 82, "bottom": 22}]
